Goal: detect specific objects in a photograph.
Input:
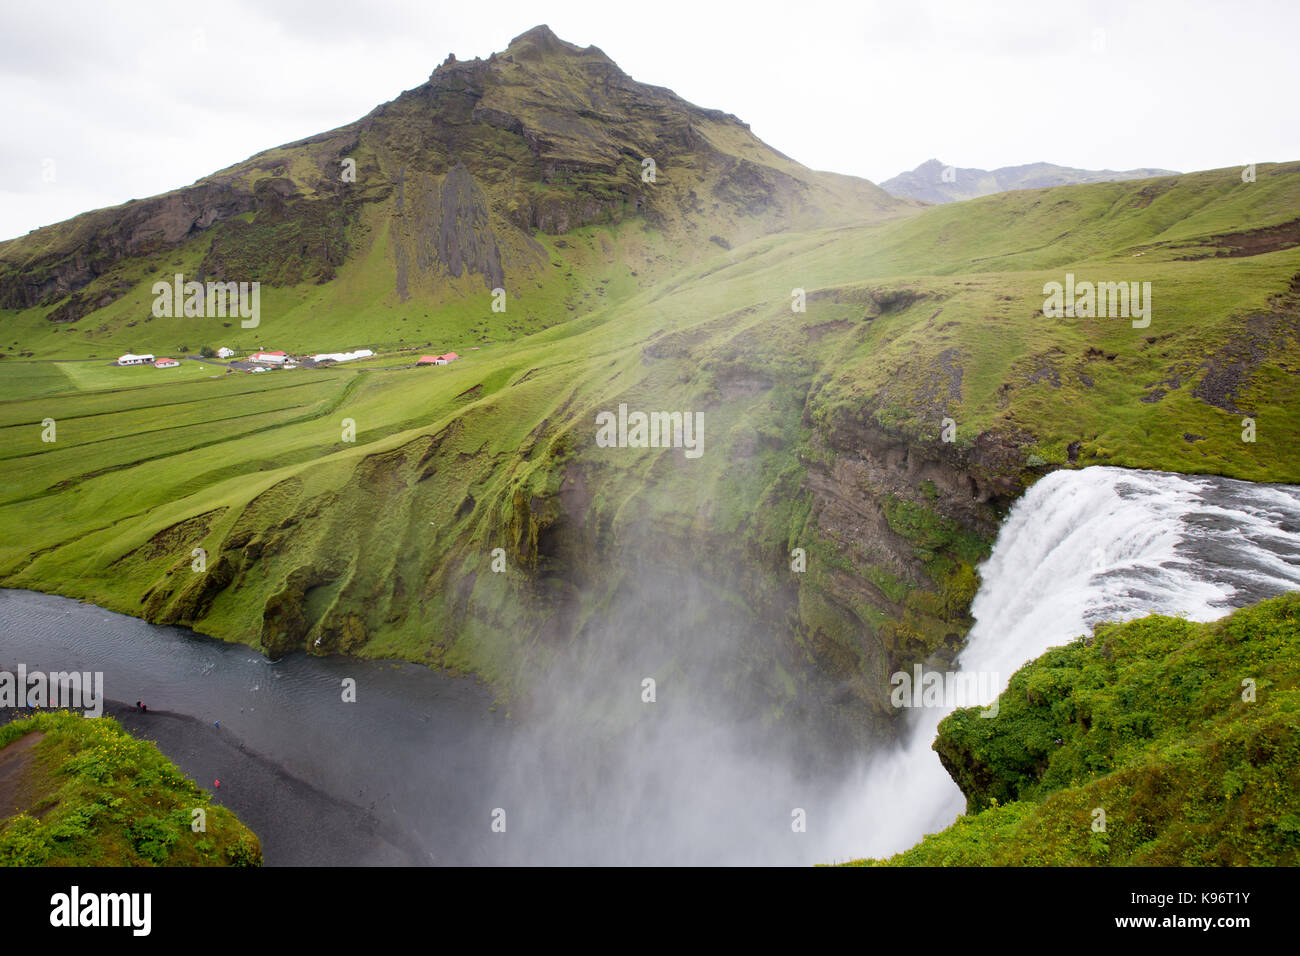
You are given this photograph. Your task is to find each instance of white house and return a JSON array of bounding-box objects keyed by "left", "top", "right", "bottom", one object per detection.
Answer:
[
  {"left": 116, "top": 353, "right": 155, "bottom": 366},
  {"left": 249, "top": 350, "right": 287, "bottom": 365},
  {"left": 154, "top": 358, "right": 180, "bottom": 368},
  {"left": 216, "top": 347, "right": 235, "bottom": 358}
]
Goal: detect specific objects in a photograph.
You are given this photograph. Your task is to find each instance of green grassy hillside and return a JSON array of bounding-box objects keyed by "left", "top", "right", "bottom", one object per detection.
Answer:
[
  {"left": 854, "top": 592, "right": 1300, "bottom": 866},
  {"left": 0, "top": 712, "right": 260, "bottom": 866},
  {"left": 1, "top": 162, "right": 1298, "bottom": 743}
]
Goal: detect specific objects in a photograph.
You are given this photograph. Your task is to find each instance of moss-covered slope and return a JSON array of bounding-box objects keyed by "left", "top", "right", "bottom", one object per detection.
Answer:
[{"left": 0, "top": 712, "right": 261, "bottom": 866}]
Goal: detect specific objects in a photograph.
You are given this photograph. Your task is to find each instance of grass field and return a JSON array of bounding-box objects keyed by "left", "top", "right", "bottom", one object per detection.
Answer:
[
  {"left": 0, "top": 358, "right": 231, "bottom": 401},
  {"left": 56, "top": 359, "right": 226, "bottom": 391}
]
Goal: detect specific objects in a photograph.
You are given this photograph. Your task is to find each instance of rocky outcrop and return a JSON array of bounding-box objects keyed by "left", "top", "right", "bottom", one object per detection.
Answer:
[
  {"left": 432, "top": 165, "right": 505, "bottom": 288},
  {"left": 0, "top": 182, "right": 256, "bottom": 310}
]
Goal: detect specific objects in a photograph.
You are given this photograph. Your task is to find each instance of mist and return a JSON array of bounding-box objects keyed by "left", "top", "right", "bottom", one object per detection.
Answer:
[{"left": 471, "top": 466, "right": 1300, "bottom": 865}]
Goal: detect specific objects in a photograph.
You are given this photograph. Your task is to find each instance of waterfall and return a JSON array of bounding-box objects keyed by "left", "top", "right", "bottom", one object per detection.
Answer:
[
  {"left": 7, "top": 465, "right": 1298, "bottom": 864},
  {"left": 824, "top": 465, "right": 1300, "bottom": 861}
]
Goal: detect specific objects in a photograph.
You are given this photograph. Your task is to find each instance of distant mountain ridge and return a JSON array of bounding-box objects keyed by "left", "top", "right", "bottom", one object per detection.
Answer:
[{"left": 881, "top": 158, "right": 1180, "bottom": 203}]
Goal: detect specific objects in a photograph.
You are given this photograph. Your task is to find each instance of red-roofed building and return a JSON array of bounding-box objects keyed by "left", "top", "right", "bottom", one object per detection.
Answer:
[
  {"left": 249, "top": 350, "right": 287, "bottom": 365},
  {"left": 435, "top": 352, "right": 459, "bottom": 365},
  {"left": 416, "top": 355, "right": 439, "bottom": 366},
  {"left": 154, "top": 358, "right": 180, "bottom": 368}
]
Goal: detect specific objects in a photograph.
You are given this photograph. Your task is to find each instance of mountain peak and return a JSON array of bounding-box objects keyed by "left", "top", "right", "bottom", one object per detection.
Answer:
[
  {"left": 509, "top": 24, "right": 562, "bottom": 46},
  {"left": 0, "top": 24, "right": 903, "bottom": 317},
  {"left": 506, "top": 24, "right": 591, "bottom": 58},
  {"left": 429, "top": 25, "right": 601, "bottom": 80}
]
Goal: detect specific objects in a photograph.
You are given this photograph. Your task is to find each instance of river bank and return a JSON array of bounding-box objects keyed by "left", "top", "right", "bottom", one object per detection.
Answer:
[
  {"left": 0, "top": 701, "right": 416, "bottom": 866},
  {"left": 0, "top": 587, "right": 513, "bottom": 865}
]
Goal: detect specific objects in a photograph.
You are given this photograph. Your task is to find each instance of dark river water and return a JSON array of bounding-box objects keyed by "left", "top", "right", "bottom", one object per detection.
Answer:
[
  {"left": 0, "top": 588, "right": 515, "bottom": 865},
  {"left": 0, "top": 584, "right": 838, "bottom": 866}
]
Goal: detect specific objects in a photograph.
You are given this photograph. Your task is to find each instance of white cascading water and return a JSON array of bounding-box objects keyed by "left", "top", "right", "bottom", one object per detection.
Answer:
[{"left": 823, "top": 465, "right": 1300, "bottom": 861}]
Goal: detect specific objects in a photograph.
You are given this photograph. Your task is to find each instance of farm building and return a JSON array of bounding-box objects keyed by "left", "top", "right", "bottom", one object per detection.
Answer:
[
  {"left": 249, "top": 350, "right": 287, "bottom": 365},
  {"left": 154, "top": 358, "right": 180, "bottom": 368},
  {"left": 423, "top": 352, "right": 460, "bottom": 366},
  {"left": 216, "top": 347, "right": 235, "bottom": 358},
  {"left": 116, "top": 353, "right": 155, "bottom": 366},
  {"left": 311, "top": 349, "right": 374, "bottom": 364},
  {"left": 416, "top": 356, "right": 439, "bottom": 366}
]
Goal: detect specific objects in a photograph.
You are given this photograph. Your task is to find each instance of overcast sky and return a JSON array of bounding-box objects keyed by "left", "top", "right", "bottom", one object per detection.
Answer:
[{"left": 2, "top": 0, "right": 1296, "bottom": 241}]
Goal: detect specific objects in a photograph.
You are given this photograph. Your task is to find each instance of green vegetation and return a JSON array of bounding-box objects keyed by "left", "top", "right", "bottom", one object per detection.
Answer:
[
  {"left": 854, "top": 592, "right": 1300, "bottom": 865},
  {"left": 0, "top": 26, "right": 1296, "bottom": 744},
  {"left": 0, "top": 163, "right": 1296, "bottom": 729},
  {"left": 0, "top": 712, "right": 261, "bottom": 866}
]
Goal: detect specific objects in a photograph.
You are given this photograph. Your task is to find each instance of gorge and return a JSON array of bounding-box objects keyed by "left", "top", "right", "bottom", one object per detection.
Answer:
[{"left": 4, "top": 466, "right": 1298, "bottom": 864}]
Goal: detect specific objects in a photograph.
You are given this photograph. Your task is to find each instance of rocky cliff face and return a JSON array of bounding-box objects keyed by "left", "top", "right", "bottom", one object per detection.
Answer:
[{"left": 0, "top": 182, "right": 258, "bottom": 313}]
